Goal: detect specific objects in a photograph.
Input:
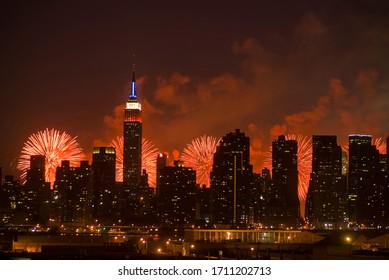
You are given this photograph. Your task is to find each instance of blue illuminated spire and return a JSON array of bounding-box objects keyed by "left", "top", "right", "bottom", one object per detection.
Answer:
[{"left": 129, "top": 63, "right": 137, "bottom": 99}]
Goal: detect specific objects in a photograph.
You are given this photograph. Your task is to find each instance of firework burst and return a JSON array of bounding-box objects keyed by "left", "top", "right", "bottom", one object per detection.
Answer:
[
  {"left": 110, "top": 136, "right": 158, "bottom": 188},
  {"left": 373, "top": 137, "right": 386, "bottom": 154},
  {"left": 180, "top": 135, "right": 221, "bottom": 187},
  {"left": 17, "top": 128, "right": 86, "bottom": 185},
  {"left": 286, "top": 134, "right": 312, "bottom": 218},
  {"left": 265, "top": 134, "right": 312, "bottom": 218}
]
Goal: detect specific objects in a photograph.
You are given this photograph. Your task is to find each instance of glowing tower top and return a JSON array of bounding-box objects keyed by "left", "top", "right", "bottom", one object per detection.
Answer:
[{"left": 125, "top": 64, "right": 142, "bottom": 122}]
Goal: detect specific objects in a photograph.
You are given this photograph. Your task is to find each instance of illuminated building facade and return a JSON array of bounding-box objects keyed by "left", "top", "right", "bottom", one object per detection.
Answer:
[
  {"left": 158, "top": 160, "right": 197, "bottom": 229},
  {"left": 0, "top": 175, "right": 22, "bottom": 225},
  {"left": 134, "top": 169, "right": 156, "bottom": 223},
  {"left": 270, "top": 135, "right": 299, "bottom": 227},
  {"left": 24, "top": 155, "right": 51, "bottom": 224},
  {"left": 258, "top": 168, "right": 272, "bottom": 224},
  {"left": 348, "top": 134, "right": 380, "bottom": 226},
  {"left": 92, "top": 147, "right": 117, "bottom": 224},
  {"left": 250, "top": 172, "right": 263, "bottom": 224},
  {"left": 156, "top": 153, "right": 167, "bottom": 197},
  {"left": 195, "top": 185, "right": 212, "bottom": 225},
  {"left": 348, "top": 134, "right": 377, "bottom": 225},
  {"left": 305, "top": 136, "right": 346, "bottom": 228},
  {"left": 123, "top": 66, "right": 142, "bottom": 194},
  {"left": 52, "top": 160, "right": 92, "bottom": 225},
  {"left": 211, "top": 129, "right": 253, "bottom": 226}
]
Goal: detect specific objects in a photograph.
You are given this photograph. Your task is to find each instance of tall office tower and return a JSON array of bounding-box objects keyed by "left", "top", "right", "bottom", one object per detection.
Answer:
[
  {"left": 74, "top": 160, "right": 93, "bottom": 224},
  {"left": 305, "top": 136, "right": 346, "bottom": 229},
  {"left": 52, "top": 160, "right": 92, "bottom": 225},
  {"left": 348, "top": 134, "right": 380, "bottom": 227},
  {"left": 123, "top": 66, "right": 142, "bottom": 194},
  {"left": 0, "top": 176, "right": 23, "bottom": 225},
  {"left": 134, "top": 169, "right": 156, "bottom": 224},
  {"left": 369, "top": 142, "right": 388, "bottom": 229},
  {"left": 258, "top": 168, "right": 272, "bottom": 225},
  {"left": 249, "top": 173, "right": 262, "bottom": 224},
  {"left": 210, "top": 129, "right": 253, "bottom": 226},
  {"left": 158, "top": 160, "right": 197, "bottom": 234},
  {"left": 0, "top": 174, "right": 12, "bottom": 224},
  {"left": 24, "top": 155, "right": 51, "bottom": 224},
  {"left": 195, "top": 185, "right": 212, "bottom": 226},
  {"left": 92, "top": 147, "right": 117, "bottom": 224},
  {"left": 156, "top": 153, "right": 168, "bottom": 197},
  {"left": 52, "top": 160, "right": 72, "bottom": 224},
  {"left": 271, "top": 135, "right": 299, "bottom": 227}
]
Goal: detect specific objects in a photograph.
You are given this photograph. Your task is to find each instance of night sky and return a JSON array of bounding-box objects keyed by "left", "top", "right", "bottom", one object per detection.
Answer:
[{"left": 1, "top": 1, "right": 389, "bottom": 177}]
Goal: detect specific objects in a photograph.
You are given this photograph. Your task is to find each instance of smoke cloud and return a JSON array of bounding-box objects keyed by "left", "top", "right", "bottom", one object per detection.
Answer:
[{"left": 100, "top": 10, "right": 389, "bottom": 173}]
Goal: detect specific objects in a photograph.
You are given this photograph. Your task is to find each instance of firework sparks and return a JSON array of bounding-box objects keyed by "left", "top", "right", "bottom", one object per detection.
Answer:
[
  {"left": 373, "top": 137, "right": 386, "bottom": 154},
  {"left": 110, "top": 136, "right": 124, "bottom": 183},
  {"left": 265, "top": 134, "right": 312, "bottom": 218},
  {"left": 110, "top": 136, "right": 158, "bottom": 188},
  {"left": 180, "top": 135, "right": 221, "bottom": 187},
  {"left": 142, "top": 138, "right": 159, "bottom": 188},
  {"left": 17, "top": 128, "right": 86, "bottom": 186},
  {"left": 286, "top": 134, "right": 312, "bottom": 219}
]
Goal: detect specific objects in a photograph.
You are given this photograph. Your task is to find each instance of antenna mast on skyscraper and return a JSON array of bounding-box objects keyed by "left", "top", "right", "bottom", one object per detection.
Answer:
[{"left": 130, "top": 53, "right": 137, "bottom": 98}]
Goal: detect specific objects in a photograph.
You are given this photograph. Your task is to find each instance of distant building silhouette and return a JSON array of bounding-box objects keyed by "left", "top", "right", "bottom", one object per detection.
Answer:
[
  {"left": 52, "top": 160, "right": 92, "bottom": 225},
  {"left": 258, "top": 168, "right": 272, "bottom": 225},
  {"left": 131, "top": 169, "right": 156, "bottom": 224},
  {"left": 270, "top": 135, "right": 299, "bottom": 227},
  {"left": 211, "top": 129, "right": 254, "bottom": 226},
  {"left": 348, "top": 134, "right": 381, "bottom": 227},
  {"left": 0, "top": 175, "right": 23, "bottom": 225},
  {"left": 158, "top": 160, "right": 197, "bottom": 232},
  {"left": 24, "top": 155, "right": 51, "bottom": 224},
  {"left": 92, "top": 147, "right": 117, "bottom": 224},
  {"left": 195, "top": 185, "right": 212, "bottom": 226},
  {"left": 305, "top": 135, "right": 346, "bottom": 229},
  {"left": 156, "top": 153, "right": 168, "bottom": 197},
  {"left": 123, "top": 65, "right": 142, "bottom": 195}
]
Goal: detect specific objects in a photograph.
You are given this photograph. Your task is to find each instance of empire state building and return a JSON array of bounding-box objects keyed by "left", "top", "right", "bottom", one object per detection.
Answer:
[{"left": 123, "top": 65, "right": 142, "bottom": 194}]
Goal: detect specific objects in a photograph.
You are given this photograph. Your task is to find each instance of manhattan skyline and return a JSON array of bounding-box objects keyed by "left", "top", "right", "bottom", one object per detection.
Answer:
[{"left": 1, "top": 1, "right": 389, "bottom": 177}]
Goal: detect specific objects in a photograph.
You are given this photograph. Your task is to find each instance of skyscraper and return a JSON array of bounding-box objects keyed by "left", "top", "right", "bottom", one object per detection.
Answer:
[
  {"left": 305, "top": 135, "right": 345, "bottom": 229},
  {"left": 24, "top": 155, "right": 51, "bottom": 224},
  {"left": 348, "top": 134, "right": 379, "bottom": 226},
  {"left": 211, "top": 129, "right": 253, "bottom": 226},
  {"left": 52, "top": 160, "right": 92, "bottom": 225},
  {"left": 123, "top": 65, "right": 142, "bottom": 194},
  {"left": 0, "top": 175, "right": 20, "bottom": 225},
  {"left": 156, "top": 153, "right": 167, "bottom": 197},
  {"left": 271, "top": 135, "right": 299, "bottom": 227},
  {"left": 158, "top": 160, "right": 197, "bottom": 234},
  {"left": 92, "top": 147, "right": 117, "bottom": 224}
]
